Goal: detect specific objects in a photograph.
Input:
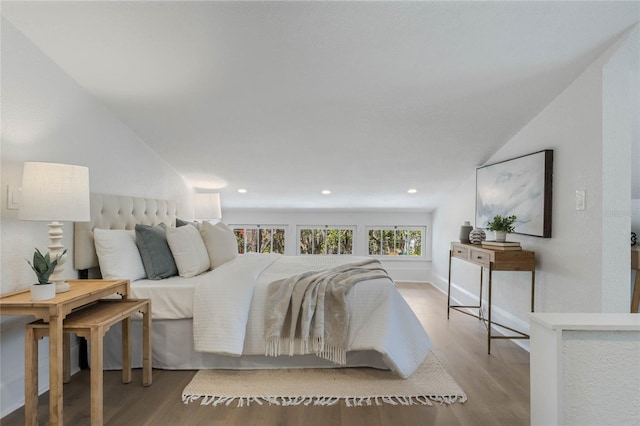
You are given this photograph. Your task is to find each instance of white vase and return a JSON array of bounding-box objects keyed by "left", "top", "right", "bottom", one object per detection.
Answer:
[
  {"left": 494, "top": 230, "right": 507, "bottom": 242},
  {"left": 30, "top": 283, "right": 56, "bottom": 301}
]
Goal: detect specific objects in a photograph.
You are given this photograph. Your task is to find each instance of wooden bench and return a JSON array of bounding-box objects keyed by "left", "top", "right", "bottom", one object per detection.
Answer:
[{"left": 25, "top": 299, "right": 152, "bottom": 426}]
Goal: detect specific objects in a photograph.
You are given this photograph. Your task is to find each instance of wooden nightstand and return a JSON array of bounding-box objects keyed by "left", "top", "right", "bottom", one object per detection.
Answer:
[
  {"left": 25, "top": 298, "right": 151, "bottom": 426},
  {"left": 0, "top": 279, "right": 130, "bottom": 426}
]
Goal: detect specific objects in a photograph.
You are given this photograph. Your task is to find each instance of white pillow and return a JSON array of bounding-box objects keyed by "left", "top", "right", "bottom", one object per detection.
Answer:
[
  {"left": 93, "top": 229, "right": 147, "bottom": 282},
  {"left": 200, "top": 221, "right": 238, "bottom": 269},
  {"left": 166, "top": 224, "right": 210, "bottom": 277}
]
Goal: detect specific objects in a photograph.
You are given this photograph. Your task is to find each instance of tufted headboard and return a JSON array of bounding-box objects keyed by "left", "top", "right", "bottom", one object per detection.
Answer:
[{"left": 74, "top": 193, "right": 178, "bottom": 271}]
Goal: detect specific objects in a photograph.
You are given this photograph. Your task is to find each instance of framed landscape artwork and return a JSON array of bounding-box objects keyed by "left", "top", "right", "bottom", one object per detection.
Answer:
[{"left": 475, "top": 150, "right": 553, "bottom": 238}]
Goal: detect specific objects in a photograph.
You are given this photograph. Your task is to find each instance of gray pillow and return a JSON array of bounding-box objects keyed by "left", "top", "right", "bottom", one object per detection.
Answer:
[
  {"left": 135, "top": 224, "right": 178, "bottom": 280},
  {"left": 176, "top": 218, "right": 190, "bottom": 227},
  {"left": 176, "top": 218, "right": 200, "bottom": 229}
]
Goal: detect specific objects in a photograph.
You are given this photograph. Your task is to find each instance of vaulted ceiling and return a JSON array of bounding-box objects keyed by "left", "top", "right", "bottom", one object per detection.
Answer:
[{"left": 2, "top": 1, "right": 638, "bottom": 209}]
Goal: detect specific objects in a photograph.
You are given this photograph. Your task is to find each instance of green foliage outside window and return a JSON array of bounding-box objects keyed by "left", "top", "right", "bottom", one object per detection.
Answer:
[
  {"left": 233, "top": 226, "right": 285, "bottom": 254},
  {"left": 368, "top": 228, "right": 423, "bottom": 256},
  {"left": 299, "top": 228, "right": 353, "bottom": 255}
]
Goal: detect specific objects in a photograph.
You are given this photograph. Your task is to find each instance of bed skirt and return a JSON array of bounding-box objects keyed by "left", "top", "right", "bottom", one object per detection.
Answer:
[{"left": 99, "top": 318, "right": 390, "bottom": 371}]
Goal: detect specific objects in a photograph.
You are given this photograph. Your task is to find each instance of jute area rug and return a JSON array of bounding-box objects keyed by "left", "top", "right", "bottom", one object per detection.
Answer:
[{"left": 182, "top": 351, "right": 467, "bottom": 408}]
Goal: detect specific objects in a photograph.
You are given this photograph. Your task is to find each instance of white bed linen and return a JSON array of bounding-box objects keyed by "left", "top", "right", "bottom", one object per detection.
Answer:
[
  {"left": 102, "top": 319, "right": 389, "bottom": 371},
  {"left": 193, "top": 254, "right": 432, "bottom": 378},
  {"left": 129, "top": 272, "right": 214, "bottom": 320}
]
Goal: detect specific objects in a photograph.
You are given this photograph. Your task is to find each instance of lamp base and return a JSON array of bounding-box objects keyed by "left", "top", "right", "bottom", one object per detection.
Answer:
[{"left": 55, "top": 281, "right": 71, "bottom": 293}]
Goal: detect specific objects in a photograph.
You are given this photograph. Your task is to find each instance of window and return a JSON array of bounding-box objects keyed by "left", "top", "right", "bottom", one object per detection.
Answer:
[
  {"left": 231, "top": 225, "right": 286, "bottom": 254},
  {"left": 368, "top": 226, "right": 424, "bottom": 257},
  {"left": 298, "top": 226, "right": 354, "bottom": 255}
]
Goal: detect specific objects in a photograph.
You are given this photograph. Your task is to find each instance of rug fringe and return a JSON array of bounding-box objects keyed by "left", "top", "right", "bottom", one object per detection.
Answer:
[{"left": 182, "top": 393, "right": 466, "bottom": 407}]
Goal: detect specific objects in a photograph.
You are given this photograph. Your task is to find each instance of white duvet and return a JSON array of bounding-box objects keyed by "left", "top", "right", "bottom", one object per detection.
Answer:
[{"left": 193, "top": 254, "right": 432, "bottom": 378}]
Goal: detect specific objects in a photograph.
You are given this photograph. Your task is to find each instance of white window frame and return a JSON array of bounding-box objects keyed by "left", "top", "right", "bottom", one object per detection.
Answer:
[
  {"left": 230, "top": 224, "right": 287, "bottom": 254},
  {"left": 366, "top": 226, "right": 426, "bottom": 258},
  {"left": 297, "top": 225, "right": 357, "bottom": 255}
]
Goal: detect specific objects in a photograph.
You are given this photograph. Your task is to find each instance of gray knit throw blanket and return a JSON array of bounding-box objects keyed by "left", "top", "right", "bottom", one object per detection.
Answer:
[{"left": 264, "top": 258, "right": 391, "bottom": 365}]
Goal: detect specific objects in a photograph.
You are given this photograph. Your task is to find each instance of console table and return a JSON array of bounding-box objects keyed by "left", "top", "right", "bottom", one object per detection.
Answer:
[
  {"left": 0, "top": 279, "right": 129, "bottom": 426},
  {"left": 447, "top": 242, "right": 536, "bottom": 353}
]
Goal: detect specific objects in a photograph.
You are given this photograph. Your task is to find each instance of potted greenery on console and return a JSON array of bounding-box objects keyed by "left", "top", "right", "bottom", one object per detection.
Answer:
[
  {"left": 27, "top": 248, "right": 66, "bottom": 301},
  {"left": 486, "top": 214, "right": 517, "bottom": 242}
]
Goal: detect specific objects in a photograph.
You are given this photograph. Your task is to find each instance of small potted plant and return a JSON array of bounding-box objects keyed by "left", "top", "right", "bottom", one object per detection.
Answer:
[
  {"left": 26, "top": 248, "right": 66, "bottom": 301},
  {"left": 486, "top": 214, "right": 517, "bottom": 242}
]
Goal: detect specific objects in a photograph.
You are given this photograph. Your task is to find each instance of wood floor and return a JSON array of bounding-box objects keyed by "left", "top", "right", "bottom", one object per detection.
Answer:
[{"left": 2, "top": 283, "right": 530, "bottom": 426}]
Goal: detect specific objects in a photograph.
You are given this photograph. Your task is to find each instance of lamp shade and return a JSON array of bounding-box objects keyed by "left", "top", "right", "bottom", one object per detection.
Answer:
[
  {"left": 18, "top": 162, "right": 90, "bottom": 222},
  {"left": 194, "top": 193, "right": 222, "bottom": 220}
]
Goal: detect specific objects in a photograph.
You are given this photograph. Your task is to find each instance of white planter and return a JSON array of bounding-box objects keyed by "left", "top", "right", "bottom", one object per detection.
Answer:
[
  {"left": 494, "top": 230, "right": 507, "bottom": 242},
  {"left": 30, "top": 283, "right": 56, "bottom": 301}
]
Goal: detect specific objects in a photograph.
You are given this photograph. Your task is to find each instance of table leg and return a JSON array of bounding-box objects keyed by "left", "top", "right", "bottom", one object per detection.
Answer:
[
  {"left": 25, "top": 325, "right": 38, "bottom": 426},
  {"left": 531, "top": 270, "right": 536, "bottom": 312},
  {"left": 631, "top": 270, "right": 640, "bottom": 313},
  {"left": 48, "top": 314, "right": 64, "bottom": 426},
  {"left": 90, "top": 326, "right": 104, "bottom": 426},
  {"left": 142, "top": 304, "right": 152, "bottom": 386},
  {"left": 479, "top": 267, "right": 484, "bottom": 319},
  {"left": 447, "top": 250, "right": 452, "bottom": 319},
  {"left": 487, "top": 266, "right": 493, "bottom": 355},
  {"left": 63, "top": 333, "right": 71, "bottom": 383},
  {"left": 121, "top": 317, "right": 132, "bottom": 384}
]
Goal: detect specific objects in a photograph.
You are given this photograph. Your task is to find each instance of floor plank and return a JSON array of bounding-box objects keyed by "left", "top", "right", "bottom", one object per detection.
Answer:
[{"left": 1, "top": 283, "right": 530, "bottom": 426}]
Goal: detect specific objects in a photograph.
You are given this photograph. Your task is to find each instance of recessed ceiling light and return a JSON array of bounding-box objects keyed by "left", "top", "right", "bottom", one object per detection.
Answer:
[
  {"left": 321, "top": 190, "right": 331, "bottom": 195},
  {"left": 238, "top": 189, "right": 247, "bottom": 194},
  {"left": 408, "top": 189, "right": 417, "bottom": 194}
]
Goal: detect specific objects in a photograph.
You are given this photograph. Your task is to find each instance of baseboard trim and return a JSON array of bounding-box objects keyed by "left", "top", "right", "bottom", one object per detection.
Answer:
[{"left": 394, "top": 280, "right": 430, "bottom": 285}]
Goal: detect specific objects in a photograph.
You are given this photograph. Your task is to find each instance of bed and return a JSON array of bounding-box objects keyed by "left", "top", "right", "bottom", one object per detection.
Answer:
[{"left": 74, "top": 194, "right": 432, "bottom": 378}]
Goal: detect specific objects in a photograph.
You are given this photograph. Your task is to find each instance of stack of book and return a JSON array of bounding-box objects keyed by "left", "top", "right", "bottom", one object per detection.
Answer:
[{"left": 481, "top": 240, "right": 522, "bottom": 251}]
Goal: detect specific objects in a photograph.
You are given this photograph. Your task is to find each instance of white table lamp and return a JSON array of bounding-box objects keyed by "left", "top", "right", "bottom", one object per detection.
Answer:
[
  {"left": 194, "top": 193, "right": 222, "bottom": 221},
  {"left": 18, "top": 162, "right": 90, "bottom": 293}
]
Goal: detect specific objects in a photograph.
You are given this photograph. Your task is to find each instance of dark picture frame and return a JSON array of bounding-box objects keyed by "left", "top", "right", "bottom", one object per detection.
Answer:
[{"left": 475, "top": 150, "right": 553, "bottom": 238}]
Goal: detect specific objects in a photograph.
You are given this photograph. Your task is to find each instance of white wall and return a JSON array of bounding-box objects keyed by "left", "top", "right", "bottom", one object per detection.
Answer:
[
  {"left": 0, "top": 19, "right": 191, "bottom": 418},
  {"left": 223, "top": 208, "right": 432, "bottom": 282},
  {"left": 601, "top": 25, "right": 638, "bottom": 312},
  {"left": 630, "top": 25, "right": 640, "bottom": 301},
  {"left": 431, "top": 27, "right": 639, "bottom": 337},
  {"left": 530, "top": 313, "right": 640, "bottom": 426}
]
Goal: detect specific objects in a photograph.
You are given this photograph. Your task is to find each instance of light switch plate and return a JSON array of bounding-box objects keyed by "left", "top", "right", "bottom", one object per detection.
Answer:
[
  {"left": 575, "top": 190, "right": 586, "bottom": 211},
  {"left": 7, "top": 185, "right": 20, "bottom": 210}
]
